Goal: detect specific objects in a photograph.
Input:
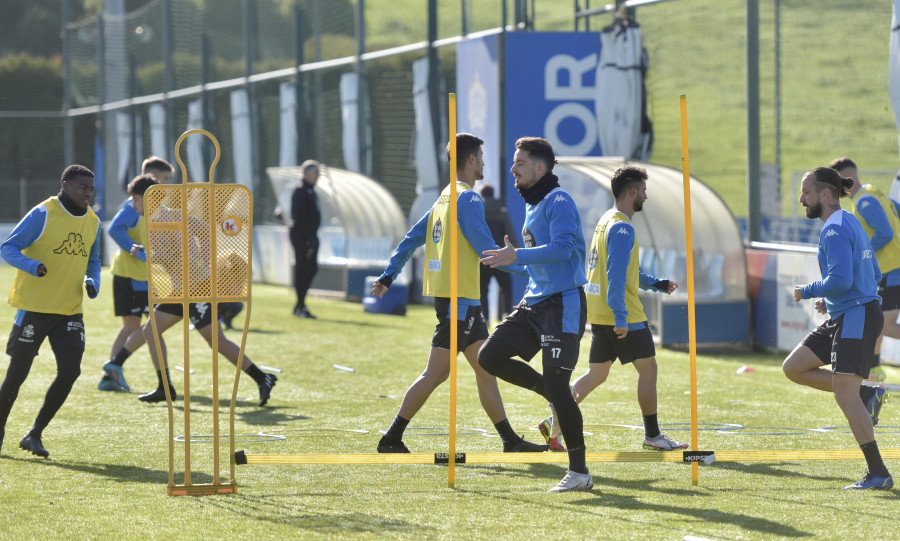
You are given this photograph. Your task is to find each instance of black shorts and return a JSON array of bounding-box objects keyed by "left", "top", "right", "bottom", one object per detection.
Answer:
[
  {"left": 483, "top": 288, "right": 586, "bottom": 371},
  {"left": 155, "top": 302, "right": 214, "bottom": 329},
  {"left": 113, "top": 275, "right": 150, "bottom": 317},
  {"left": 589, "top": 322, "right": 656, "bottom": 364},
  {"left": 431, "top": 298, "right": 489, "bottom": 352},
  {"left": 6, "top": 311, "right": 86, "bottom": 359},
  {"left": 801, "top": 300, "right": 883, "bottom": 378},
  {"left": 877, "top": 276, "right": 900, "bottom": 311}
]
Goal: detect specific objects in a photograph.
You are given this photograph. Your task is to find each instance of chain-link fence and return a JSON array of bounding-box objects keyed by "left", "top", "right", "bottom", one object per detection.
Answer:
[{"left": 2, "top": 0, "right": 897, "bottom": 246}]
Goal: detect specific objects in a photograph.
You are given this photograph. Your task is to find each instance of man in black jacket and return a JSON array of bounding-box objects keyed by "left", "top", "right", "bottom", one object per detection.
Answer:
[{"left": 290, "top": 160, "right": 321, "bottom": 318}]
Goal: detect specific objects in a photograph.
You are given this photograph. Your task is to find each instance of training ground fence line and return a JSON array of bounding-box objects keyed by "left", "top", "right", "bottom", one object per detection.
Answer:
[{"left": 233, "top": 448, "right": 900, "bottom": 466}]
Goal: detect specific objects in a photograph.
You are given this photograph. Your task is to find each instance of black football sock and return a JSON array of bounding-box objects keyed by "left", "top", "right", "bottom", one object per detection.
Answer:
[
  {"left": 643, "top": 413, "right": 660, "bottom": 438},
  {"left": 156, "top": 369, "right": 173, "bottom": 390},
  {"left": 494, "top": 419, "right": 520, "bottom": 448},
  {"left": 861, "top": 440, "right": 890, "bottom": 477},
  {"left": 381, "top": 415, "right": 410, "bottom": 444},
  {"left": 244, "top": 363, "right": 267, "bottom": 385},
  {"left": 859, "top": 385, "right": 876, "bottom": 403},
  {"left": 111, "top": 347, "right": 132, "bottom": 367}
]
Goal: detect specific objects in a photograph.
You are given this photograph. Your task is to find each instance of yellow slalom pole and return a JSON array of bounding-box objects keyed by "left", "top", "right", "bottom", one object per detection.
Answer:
[
  {"left": 679, "top": 95, "right": 700, "bottom": 486},
  {"left": 448, "top": 93, "right": 458, "bottom": 488}
]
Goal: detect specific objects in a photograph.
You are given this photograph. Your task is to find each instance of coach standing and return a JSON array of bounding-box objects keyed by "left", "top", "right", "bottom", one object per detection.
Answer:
[
  {"left": 0, "top": 165, "right": 101, "bottom": 457},
  {"left": 290, "top": 160, "right": 321, "bottom": 319}
]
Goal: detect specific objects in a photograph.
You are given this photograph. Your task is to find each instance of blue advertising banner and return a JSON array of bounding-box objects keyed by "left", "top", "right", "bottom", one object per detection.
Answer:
[{"left": 457, "top": 31, "right": 605, "bottom": 303}]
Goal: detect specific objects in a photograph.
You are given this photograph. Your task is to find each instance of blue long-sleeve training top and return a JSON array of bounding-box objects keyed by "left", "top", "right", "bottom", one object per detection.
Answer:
[
  {"left": 856, "top": 193, "right": 900, "bottom": 287},
  {"left": 605, "top": 220, "right": 665, "bottom": 328},
  {"left": 799, "top": 210, "right": 880, "bottom": 317},
  {"left": 516, "top": 187, "right": 587, "bottom": 304},
  {"left": 1, "top": 204, "right": 101, "bottom": 297},
  {"left": 379, "top": 188, "right": 525, "bottom": 304},
  {"left": 108, "top": 198, "right": 146, "bottom": 262}
]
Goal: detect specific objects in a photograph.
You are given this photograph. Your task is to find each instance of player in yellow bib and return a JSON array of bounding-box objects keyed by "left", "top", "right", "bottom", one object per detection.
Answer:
[
  {"left": 538, "top": 166, "right": 686, "bottom": 452},
  {"left": 98, "top": 157, "right": 174, "bottom": 392},
  {"left": 372, "top": 133, "right": 545, "bottom": 454},
  {"left": 0, "top": 165, "right": 101, "bottom": 457}
]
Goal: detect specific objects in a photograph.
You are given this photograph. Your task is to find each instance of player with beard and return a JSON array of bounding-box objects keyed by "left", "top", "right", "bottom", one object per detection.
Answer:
[
  {"left": 537, "top": 166, "right": 686, "bottom": 453},
  {"left": 782, "top": 167, "right": 892, "bottom": 489},
  {"left": 479, "top": 137, "right": 591, "bottom": 492}
]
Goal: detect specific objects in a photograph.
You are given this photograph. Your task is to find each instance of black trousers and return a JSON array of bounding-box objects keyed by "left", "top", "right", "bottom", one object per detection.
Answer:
[
  {"left": 292, "top": 235, "right": 319, "bottom": 309},
  {"left": 480, "top": 266, "right": 513, "bottom": 318}
]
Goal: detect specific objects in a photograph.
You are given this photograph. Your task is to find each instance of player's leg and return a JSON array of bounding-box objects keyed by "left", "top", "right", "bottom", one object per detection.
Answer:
[
  {"left": 377, "top": 347, "right": 450, "bottom": 453},
  {"left": 835, "top": 300, "right": 891, "bottom": 489},
  {"left": 539, "top": 289, "right": 592, "bottom": 493},
  {"left": 632, "top": 354, "right": 686, "bottom": 450},
  {"left": 881, "top": 308, "right": 900, "bottom": 339},
  {"left": 869, "top": 276, "right": 900, "bottom": 381},
  {"left": 192, "top": 304, "right": 276, "bottom": 406},
  {"left": 834, "top": 371, "right": 892, "bottom": 489},
  {"left": 477, "top": 305, "right": 545, "bottom": 399},
  {"left": 868, "top": 305, "right": 900, "bottom": 382},
  {"left": 463, "top": 340, "right": 504, "bottom": 422},
  {"left": 782, "top": 320, "right": 833, "bottom": 392},
  {"left": 461, "top": 320, "right": 547, "bottom": 452},
  {"left": 110, "top": 314, "right": 141, "bottom": 360},
  {"left": 21, "top": 314, "right": 86, "bottom": 457},
  {"left": 101, "top": 276, "right": 149, "bottom": 391},
  {"left": 834, "top": 373, "right": 874, "bottom": 444},
  {"left": 0, "top": 311, "right": 48, "bottom": 453},
  {"left": 100, "top": 313, "right": 141, "bottom": 392},
  {"left": 572, "top": 362, "right": 612, "bottom": 403},
  {"left": 138, "top": 306, "right": 179, "bottom": 402}
]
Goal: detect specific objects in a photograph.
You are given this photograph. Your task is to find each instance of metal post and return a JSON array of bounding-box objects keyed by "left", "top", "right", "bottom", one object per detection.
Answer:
[
  {"left": 162, "top": 0, "right": 174, "bottom": 162},
  {"left": 313, "top": 0, "right": 324, "bottom": 160},
  {"left": 130, "top": 54, "right": 139, "bottom": 179},
  {"left": 461, "top": 0, "right": 469, "bottom": 37},
  {"left": 428, "top": 0, "right": 443, "bottom": 185},
  {"left": 774, "top": 0, "right": 782, "bottom": 211},
  {"left": 574, "top": 0, "right": 580, "bottom": 31},
  {"left": 62, "top": 0, "right": 74, "bottom": 166},
  {"left": 202, "top": 34, "right": 212, "bottom": 165},
  {"left": 295, "top": 6, "right": 308, "bottom": 162},
  {"left": 585, "top": 0, "right": 590, "bottom": 31},
  {"left": 355, "top": 0, "right": 368, "bottom": 175},
  {"left": 746, "top": 0, "right": 761, "bottom": 242},
  {"left": 499, "top": 1, "right": 508, "bottom": 202},
  {"left": 244, "top": 0, "right": 261, "bottom": 208}
]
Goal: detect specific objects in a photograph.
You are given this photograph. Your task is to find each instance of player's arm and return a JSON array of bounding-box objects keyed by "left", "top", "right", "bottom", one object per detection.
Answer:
[
  {"left": 0, "top": 206, "right": 48, "bottom": 277},
  {"left": 375, "top": 206, "right": 432, "bottom": 293},
  {"left": 515, "top": 196, "right": 580, "bottom": 265},
  {"left": 458, "top": 192, "right": 527, "bottom": 277},
  {"left": 800, "top": 226, "right": 852, "bottom": 299},
  {"left": 856, "top": 195, "right": 894, "bottom": 251},
  {"left": 639, "top": 270, "right": 675, "bottom": 294},
  {"left": 84, "top": 222, "right": 101, "bottom": 298},
  {"left": 606, "top": 222, "right": 633, "bottom": 330},
  {"left": 109, "top": 200, "right": 145, "bottom": 261}
]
